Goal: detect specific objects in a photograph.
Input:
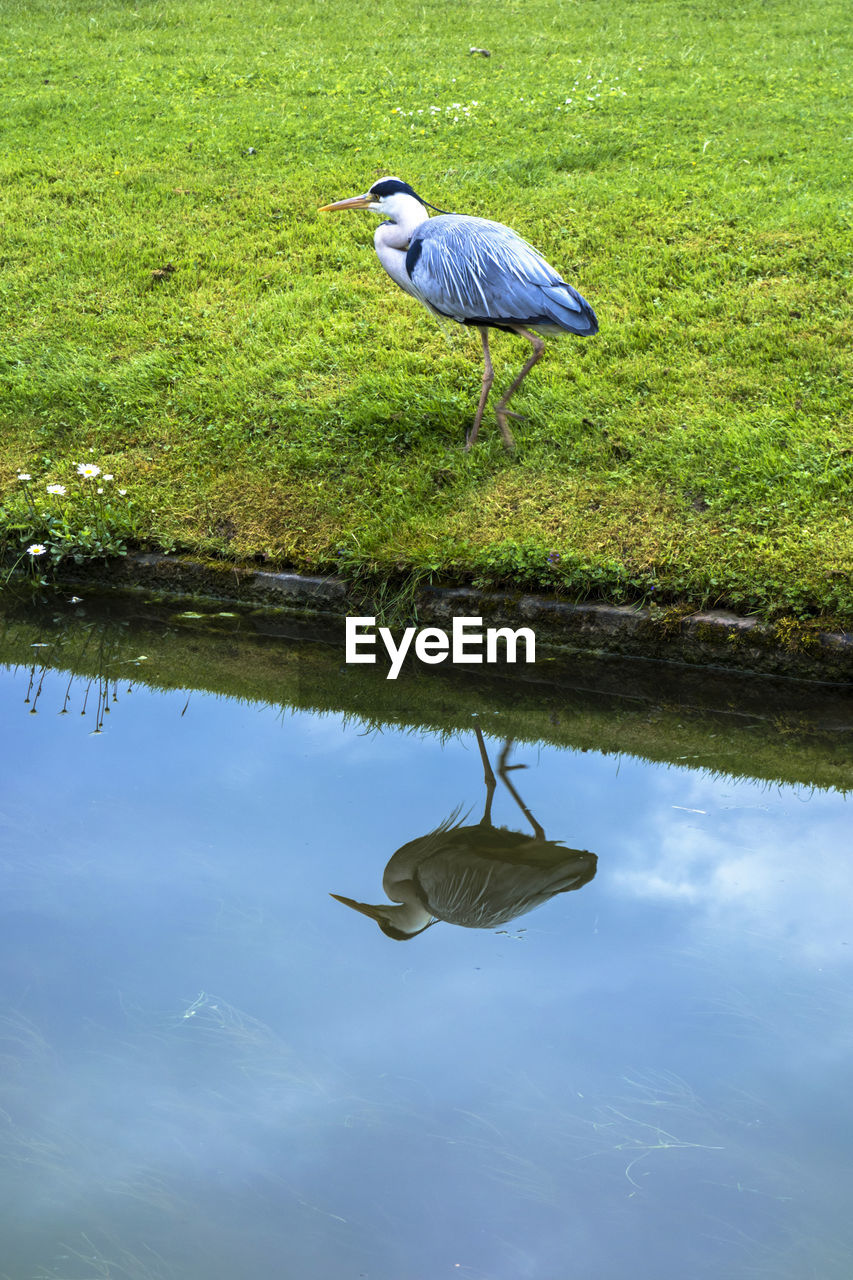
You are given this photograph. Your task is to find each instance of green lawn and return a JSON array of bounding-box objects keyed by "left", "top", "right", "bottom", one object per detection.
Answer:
[{"left": 1, "top": 0, "right": 851, "bottom": 620}]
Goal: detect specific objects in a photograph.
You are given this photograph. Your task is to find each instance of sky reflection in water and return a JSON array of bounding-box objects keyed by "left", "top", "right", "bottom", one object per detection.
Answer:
[{"left": 0, "top": 663, "right": 851, "bottom": 1280}]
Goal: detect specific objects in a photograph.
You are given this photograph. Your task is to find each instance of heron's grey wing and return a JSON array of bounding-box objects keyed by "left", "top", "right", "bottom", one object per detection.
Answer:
[
  {"left": 413, "top": 836, "right": 598, "bottom": 928},
  {"left": 406, "top": 216, "right": 597, "bottom": 335}
]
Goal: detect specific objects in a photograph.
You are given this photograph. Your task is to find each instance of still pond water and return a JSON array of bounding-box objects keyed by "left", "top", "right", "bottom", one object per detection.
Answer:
[{"left": 0, "top": 600, "right": 851, "bottom": 1280}]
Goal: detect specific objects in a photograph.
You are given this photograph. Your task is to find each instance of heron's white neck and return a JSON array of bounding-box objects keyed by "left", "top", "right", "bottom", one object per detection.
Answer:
[
  {"left": 373, "top": 194, "right": 430, "bottom": 294},
  {"left": 376, "top": 897, "right": 433, "bottom": 934},
  {"left": 333, "top": 889, "right": 433, "bottom": 937}
]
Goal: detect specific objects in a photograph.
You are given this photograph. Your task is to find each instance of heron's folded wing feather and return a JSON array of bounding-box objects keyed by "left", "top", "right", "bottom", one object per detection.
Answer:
[
  {"left": 413, "top": 840, "right": 597, "bottom": 928},
  {"left": 408, "top": 216, "right": 597, "bottom": 334}
]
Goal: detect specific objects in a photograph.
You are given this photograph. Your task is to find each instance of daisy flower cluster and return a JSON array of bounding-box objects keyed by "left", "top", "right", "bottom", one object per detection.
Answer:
[
  {"left": 391, "top": 100, "right": 481, "bottom": 130},
  {"left": 555, "top": 71, "right": 628, "bottom": 111},
  {"left": 17, "top": 460, "right": 129, "bottom": 505},
  {"left": 68, "top": 460, "right": 128, "bottom": 497},
  {"left": 7, "top": 456, "right": 133, "bottom": 580}
]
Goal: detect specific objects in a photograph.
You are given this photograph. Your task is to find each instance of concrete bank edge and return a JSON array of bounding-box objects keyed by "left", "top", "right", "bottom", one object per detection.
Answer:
[{"left": 54, "top": 552, "right": 853, "bottom": 683}]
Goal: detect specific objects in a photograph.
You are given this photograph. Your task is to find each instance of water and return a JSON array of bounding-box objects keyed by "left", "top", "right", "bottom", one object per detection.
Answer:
[{"left": 0, "top": 596, "right": 851, "bottom": 1279}]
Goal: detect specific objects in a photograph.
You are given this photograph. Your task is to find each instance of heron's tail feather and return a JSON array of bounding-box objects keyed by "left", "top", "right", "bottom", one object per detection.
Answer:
[{"left": 541, "top": 284, "right": 598, "bottom": 336}]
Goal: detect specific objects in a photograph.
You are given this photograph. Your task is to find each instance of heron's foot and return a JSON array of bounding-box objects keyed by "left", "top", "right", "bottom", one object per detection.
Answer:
[
  {"left": 464, "top": 417, "right": 484, "bottom": 452},
  {"left": 495, "top": 413, "right": 517, "bottom": 452},
  {"left": 497, "top": 740, "right": 527, "bottom": 773},
  {"left": 502, "top": 410, "right": 527, "bottom": 421}
]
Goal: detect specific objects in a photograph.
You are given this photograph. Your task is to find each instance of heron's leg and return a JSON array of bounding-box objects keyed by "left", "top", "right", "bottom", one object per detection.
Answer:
[
  {"left": 494, "top": 327, "right": 546, "bottom": 449},
  {"left": 474, "top": 725, "right": 497, "bottom": 825},
  {"left": 497, "top": 739, "right": 546, "bottom": 839},
  {"left": 464, "top": 328, "right": 494, "bottom": 452}
]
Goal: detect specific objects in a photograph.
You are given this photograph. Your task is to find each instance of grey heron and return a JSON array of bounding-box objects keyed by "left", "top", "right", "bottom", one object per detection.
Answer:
[
  {"left": 330, "top": 729, "right": 598, "bottom": 940},
  {"left": 319, "top": 176, "right": 598, "bottom": 450}
]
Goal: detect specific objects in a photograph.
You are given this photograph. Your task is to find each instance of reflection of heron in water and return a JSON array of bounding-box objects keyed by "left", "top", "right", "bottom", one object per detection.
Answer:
[{"left": 331, "top": 728, "right": 597, "bottom": 940}]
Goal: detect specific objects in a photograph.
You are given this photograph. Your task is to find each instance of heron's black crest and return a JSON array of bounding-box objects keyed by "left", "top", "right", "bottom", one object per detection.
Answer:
[
  {"left": 369, "top": 178, "right": 424, "bottom": 201},
  {"left": 369, "top": 177, "right": 455, "bottom": 216}
]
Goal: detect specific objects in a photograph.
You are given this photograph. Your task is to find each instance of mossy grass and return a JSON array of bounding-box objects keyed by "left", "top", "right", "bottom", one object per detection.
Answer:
[{"left": 1, "top": 0, "right": 850, "bottom": 620}]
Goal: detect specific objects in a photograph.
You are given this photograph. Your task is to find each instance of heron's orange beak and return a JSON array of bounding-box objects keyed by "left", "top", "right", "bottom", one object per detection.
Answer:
[
  {"left": 329, "top": 893, "right": 386, "bottom": 920},
  {"left": 318, "top": 193, "right": 374, "bottom": 212}
]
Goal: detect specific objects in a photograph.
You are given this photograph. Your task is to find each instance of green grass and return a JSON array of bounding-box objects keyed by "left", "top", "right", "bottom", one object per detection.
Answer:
[{"left": 1, "top": 0, "right": 851, "bottom": 620}]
